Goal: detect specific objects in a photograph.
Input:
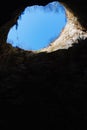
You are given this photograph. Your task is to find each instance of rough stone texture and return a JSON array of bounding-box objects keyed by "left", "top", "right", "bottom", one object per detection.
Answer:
[{"left": 0, "top": 0, "right": 87, "bottom": 129}]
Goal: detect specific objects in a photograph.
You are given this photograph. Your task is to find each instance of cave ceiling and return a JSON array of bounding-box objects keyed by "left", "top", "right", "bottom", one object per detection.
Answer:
[{"left": 0, "top": 0, "right": 87, "bottom": 129}]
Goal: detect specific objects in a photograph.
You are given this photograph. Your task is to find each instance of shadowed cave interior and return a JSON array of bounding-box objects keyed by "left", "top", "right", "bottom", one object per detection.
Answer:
[{"left": 0, "top": 0, "right": 87, "bottom": 129}]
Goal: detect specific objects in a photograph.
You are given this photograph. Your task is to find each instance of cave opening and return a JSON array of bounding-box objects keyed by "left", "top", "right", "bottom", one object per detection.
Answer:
[{"left": 7, "top": 1, "right": 67, "bottom": 51}]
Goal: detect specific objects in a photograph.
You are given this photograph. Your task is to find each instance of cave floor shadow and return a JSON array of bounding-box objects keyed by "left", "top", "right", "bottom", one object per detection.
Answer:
[{"left": 0, "top": 39, "right": 87, "bottom": 129}]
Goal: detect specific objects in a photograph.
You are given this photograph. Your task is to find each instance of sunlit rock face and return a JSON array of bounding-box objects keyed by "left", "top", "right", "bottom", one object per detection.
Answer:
[{"left": 7, "top": 1, "right": 67, "bottom": 51}]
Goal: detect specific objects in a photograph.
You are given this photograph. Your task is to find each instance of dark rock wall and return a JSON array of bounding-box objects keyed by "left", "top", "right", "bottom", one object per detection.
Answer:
[{"left": 0, "top": 0, "right": 87, "bottom": 129}]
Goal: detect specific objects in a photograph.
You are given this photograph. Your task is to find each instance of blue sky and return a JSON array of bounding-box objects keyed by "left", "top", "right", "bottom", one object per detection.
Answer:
[{"left": 7, "top": 1, "right": 67, "bottom": 50}]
